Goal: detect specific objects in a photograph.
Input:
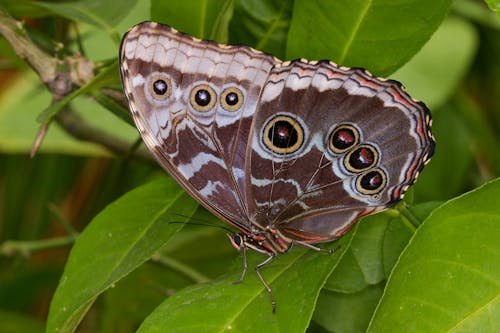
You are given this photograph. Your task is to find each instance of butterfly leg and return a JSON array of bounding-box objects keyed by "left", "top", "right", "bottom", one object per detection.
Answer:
[
  {"left": 255, "top": 254, "right": 276, "bottom": 313},
  {"left": 233, "top": 242, "right": 248, "bottom": 284}
]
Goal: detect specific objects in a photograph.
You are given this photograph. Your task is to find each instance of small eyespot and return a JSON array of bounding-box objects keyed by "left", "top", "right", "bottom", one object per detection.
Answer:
[
  {"left": 329, "top": 124, "right": 359, "bottom": 153},
  {"left": 190, "top": 84, "right": 216, "bottom": 112},
  {"left": 344, "top": 144, "right": 379, "bottom": 172},
  {"left": 263, "top": 115, "right": 304, "bottom": 155},
  {"left": 149, "top": 75, "right": 171, "bottom": 100},
  {"left": 356, "top": 168, "right": 387, "bottom": 195},
  {"left": 221, "top": 87, "right": 244, "bottom": 111}
]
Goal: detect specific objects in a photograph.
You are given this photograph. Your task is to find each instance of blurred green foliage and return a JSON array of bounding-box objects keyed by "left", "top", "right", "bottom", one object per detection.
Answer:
[{"left": 0, "top": 0, "right": 499, "bottom": 332}]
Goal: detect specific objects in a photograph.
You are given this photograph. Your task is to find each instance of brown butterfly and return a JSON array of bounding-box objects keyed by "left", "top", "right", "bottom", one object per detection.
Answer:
[{"left": 119, "top": 21, "right": 435, "bottom": 312}]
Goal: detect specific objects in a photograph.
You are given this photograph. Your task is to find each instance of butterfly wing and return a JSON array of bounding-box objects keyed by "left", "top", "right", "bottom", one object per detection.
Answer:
[
  {"left": 119, "top": 22, "right": 278, "bottom": 228},
  {"left": 246, "top": 60, "right": 434, "bottom": 243}
]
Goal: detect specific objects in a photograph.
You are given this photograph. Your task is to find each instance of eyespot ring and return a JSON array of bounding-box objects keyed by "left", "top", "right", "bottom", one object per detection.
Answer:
[
  {"left": 344, "top": 144, "right": 379, "bottom": 173},
  {"left": 149, "top": 74, "right": 172, "bottom": 100},
  {"left": 262, "top": 115, "right": 304, "bottom": 155},
  {"left": 329, "top": 124, "right": 360, "bottom": 153},
  {"left": 190, "top": 84, "right": 216, "bottom": 112},
  {"left": 356, "top": 168, "right": 387, "bottom": 195},
  {"left": 221, "top": 87, "right": 244, "bottom": 112}
]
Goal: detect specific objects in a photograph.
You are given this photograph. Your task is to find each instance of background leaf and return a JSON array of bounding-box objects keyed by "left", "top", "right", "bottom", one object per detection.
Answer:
[
  {"left": 0, "top": 0, "right": 499, "bottom": 332},
  {"left": 287, "top": 0, "right": 453, "bottom": 76},
  {"left": 392, "top": 15, "right": 478, "bottom": 109},
  {"left": 368, "top": 178, "right": 500, "bottom": 332},
  {"left": 137, "top": 230, "right": 355, "bottom": 333},
  {"left": 151, "top": 0, "right": 234, "bottom": 40},
  {"left": 229, "top": 0, "right": 293, "bottom": 59},
  {"left": 46, "top": 178, "right": 198, "bottom": 333},
  {"left": 485, "top": 0, "right": 500, "bottom": 14}
]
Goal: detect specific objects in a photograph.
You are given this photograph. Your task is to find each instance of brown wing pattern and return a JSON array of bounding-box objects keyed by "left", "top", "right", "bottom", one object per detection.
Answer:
[
  {"left": 247, "top": 60, "right": 434, "bottom": 242},
  {"left": 120, "top": 22, "right": 434, "bottom": 244},
  {"left": 120, "top": 22, "right": 278, "bottom": 229}
]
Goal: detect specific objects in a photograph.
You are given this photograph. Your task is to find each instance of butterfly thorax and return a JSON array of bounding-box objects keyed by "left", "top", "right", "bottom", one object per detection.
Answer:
[{"left": 228, "top": 226, "right": 293, "bottom": 257}]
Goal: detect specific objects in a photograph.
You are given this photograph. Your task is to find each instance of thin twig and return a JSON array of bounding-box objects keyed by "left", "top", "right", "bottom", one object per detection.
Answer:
[
  {"left": 1, "top": 236, "right": 77, "bottom": 257},
  {"left": 152, "top": 253, "right": 211, "bottom": 284},
  {"left": 0, "top": 9, "right": 155, "bottom": 161},
  {"left": 55, "top": 107, "right": 153, "bottom": 160},
  {"left": 0, "top": 8, "right": 60, "bottom": 84}
]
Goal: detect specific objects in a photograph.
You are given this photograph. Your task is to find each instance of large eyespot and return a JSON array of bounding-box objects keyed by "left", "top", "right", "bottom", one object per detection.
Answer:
[
  {"left": 329, "top": 124, "right": 359, "bottom": 153},
  {"left": 149, "top": 75, "right": 171, "bottom": 100},
  {"left": 344, "top": 144, "right": 379, "bottom": 172},
  {"left": 263, "top": 115, "right": 304, "bottom": 155},
  {"left": 190, "top": 84, "right": 216, "bottom": 112},
  {"left": 221, "top": 87, "right": 244, "bottom": 112},
  {"left": 356, "top": 168, "right": 387, "bottom": 195}
]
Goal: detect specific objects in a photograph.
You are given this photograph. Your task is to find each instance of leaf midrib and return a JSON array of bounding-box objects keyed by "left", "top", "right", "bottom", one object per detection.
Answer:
[{"left": 338, "top": 0, "right": 373, "bottom": 64}]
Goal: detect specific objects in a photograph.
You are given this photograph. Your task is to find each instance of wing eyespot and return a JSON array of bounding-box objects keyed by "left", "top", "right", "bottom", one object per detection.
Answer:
[
  {"left": 356, "top": 168, "right": 387, "bottom": 195},
  {"left": 221, "top": 87, "right": 244, "bottom": 112},
  {"left": 329, "top": 124, "right": 359, "bottom": 153},
  {"left": 344, "top": 144, "right": 379, "bottom": 172},
  {"left": 262, "top": 115, "right": 304, "bottom": 155},
  {"left": 149, "top": 74, "right": 172, "bottom": 100},
  {"left": 190, "top": 84, "right": 216, "bottom": 112}
]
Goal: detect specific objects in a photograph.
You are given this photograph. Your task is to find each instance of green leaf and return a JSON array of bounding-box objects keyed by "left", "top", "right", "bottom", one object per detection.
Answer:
[
  {"left": 0, "top": 310, "right": 44, "bottom": 333},
  {"left": 287, "top": 0, "right": 453, "bottom": 76},
  {"left": 46, "top": 178, "right": 199, "bottom": 333},
  {"left": 151, "top": 0, "right": 234, "bottom": 40},
  {"left": 326, "top": 202, "right": 439, "bottom": 295},
  {"left": 313, "top": 284, "right": 384, "bottom": 333},
  {"left": 35, "top": 0, "right": 138, "bottom": 43},
  {"left": 136, "top": 230, "right": 355, "bottom": 332},
  {"left": 36, "top": 61, "right": 119, "bottom": 123},
  {"left": 412, "top": 102, "right": 474, "bottom": 202},
  {"left": 485, "top": 0, "right": 500, "bottom": 14},
  {"left": 325, "top": 214, "right": 389, "bottom": 293},
  {"left": 368, "top": 178, "right": 500, "bottom": 332},
  {"left": 392, "top": 16, "right": 479, "bottom": 109},
  {"left": 229, "top": 0, "right": 293, "bottom": 59},
  {"left": 0, "top": 71, "right": 133, "bottom": 155}
]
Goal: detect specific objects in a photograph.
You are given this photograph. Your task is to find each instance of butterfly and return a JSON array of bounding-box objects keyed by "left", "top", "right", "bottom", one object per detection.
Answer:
[{"left": 119, "top": 21, "right": 435, "bottom": 312}]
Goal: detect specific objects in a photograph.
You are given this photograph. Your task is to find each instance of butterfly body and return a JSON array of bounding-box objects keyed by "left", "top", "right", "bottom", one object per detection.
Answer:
[{"left": 120, "top": 21, "right": 435, "bottom": 311}]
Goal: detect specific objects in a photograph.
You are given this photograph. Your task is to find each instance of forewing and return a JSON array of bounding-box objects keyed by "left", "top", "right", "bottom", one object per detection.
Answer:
[{"left": 120, "top": 22, "right": 279, "bottom": 228}]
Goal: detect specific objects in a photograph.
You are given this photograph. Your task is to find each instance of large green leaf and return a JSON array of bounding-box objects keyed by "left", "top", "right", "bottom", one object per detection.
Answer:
[
  {"left": 412, "top": 103, "right": 474, "bottom": 202},
  {"left": 46, "top": 178, "right": 198, "bottom": 333},
  {"left": 485, "top": 0, "right": 500, "bottom": 14},
  {"left": 287, "top": 0, "right": 453, "bottom": 76},
  {"left": 151, "top": 0, "right": 234, "bottom": 40},
  {"left": 229, "top": 0, "right": 293, "bottom": 59},
  {"left": 392, "top": 15, "right": 478, "bottom": 109},
  {"left": 36, "top": 0, "right": 138, "bottom": 43},
  {"left": 368, "top": 178, "right": 500, "bottom": 332},
  {"left": 135, "top": 229, "right": 355, "bottom": 333},
  {"left": 314, "top": 284, "right": 384, "bottom": 333}
]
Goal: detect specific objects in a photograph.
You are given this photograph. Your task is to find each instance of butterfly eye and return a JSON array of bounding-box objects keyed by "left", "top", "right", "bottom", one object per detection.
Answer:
[
  {"left": 344, "top": 144, "right": 379, "bottom": 172},
  {"left": 329, "top": 124, "right": 359, "bottom": 153},
  {"left": 263, "top": 115, "right": 304, "bottom": 155},
  {"left": 220, "top": 87, "right": 244, "bottom": 111},
  {"left": 190, "top": 84, "right": 216, "bottom": 112},
  {"left": 149, "top": 75, "right": 172, "bottom": 100},
  {"left": 356, "top": 168, "right": 387, "bottom": 195}
]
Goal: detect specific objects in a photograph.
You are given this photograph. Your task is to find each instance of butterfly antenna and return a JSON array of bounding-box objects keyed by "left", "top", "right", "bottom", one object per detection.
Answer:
[{"left": 165, "top": 212, "right": 235, "bottom": 234}]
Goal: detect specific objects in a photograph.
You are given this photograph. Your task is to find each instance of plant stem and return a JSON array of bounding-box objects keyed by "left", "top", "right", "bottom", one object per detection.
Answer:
[
  {"left": 152, "top": 254, "right": 211, "bottom": 284},
  {"left": 1, "top": 236, "right": 77, "bottom": 257},
  {"left": 396, "top": 203, "right": 421, "bottom": 232},
  {"left": 0, "top": 8, "right": 60, "bottom": 84}
]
